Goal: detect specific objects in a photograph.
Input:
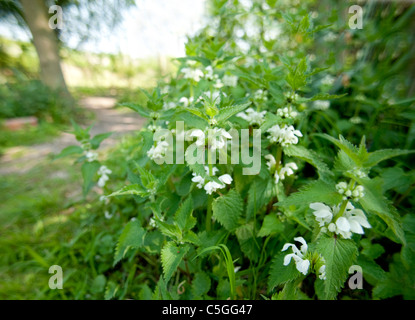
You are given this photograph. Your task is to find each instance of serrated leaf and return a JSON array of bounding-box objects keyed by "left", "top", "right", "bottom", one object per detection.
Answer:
[
  {"left": 191, "top": 272, "right": 211, "bottom": 297},
  {"left": 155, "top": 219, "right": 182, "bottom": 241},
  {"left": 90, "top": 132, "right": 113, "bottom": 150},
  {"left": 283, "top": 145, "right": 333, "bottom": 180},
  {"left": 246, "top": 177, "right": 273, "bottom": 221},
  {"left": 212, "top": 190, "right": 243, "bottom": 231},
  {"left": 235, "top": 223, "right": 261, "bottom": 262},
  {"left": 317, "top": 236, "right": 358, "bottom": 300},
  {"left": 107, "top": 184, "right": 149, "bottom": 198},
  {"left": 268, "top": 253, "right": 300, "bottom": 292},
  {"left": 53, "top": 145, "right": 83, "bottom": 160},
  {"left": 120, "top": 102, "right": 151, "bottom": 118},
  {"left": 81, "top": 161, "right": 100, "bottom": 197},
  {"left": 214, "top": 102, "right": 251, "bottom": 124},
  {"left": 315, "top": 134, "right": 362, "bottom": 166},
  {"left": 363, "top": 149, "right": 415, "bottom": 168},
  {"left": 257, "top": 214, "right": 284, "bottom": 237},
  {"left": 114, "top": 220, "right": 146, "bottom": 265},
  {"left": 161, "top": 242, "right": 189, "bottom": 283},
  {"left": 174, "top": 196, "right": 196, "bottom": 231}
]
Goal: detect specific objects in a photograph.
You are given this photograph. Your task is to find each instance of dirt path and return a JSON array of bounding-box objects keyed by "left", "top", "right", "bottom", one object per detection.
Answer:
[{"left": 0, "top": 97, "right": 146, "bottom": 175}]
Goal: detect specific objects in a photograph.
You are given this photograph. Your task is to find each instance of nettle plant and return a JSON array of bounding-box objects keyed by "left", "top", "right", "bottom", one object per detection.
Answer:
[{"left": 61, "top": 0, "right": 415, "bottom": 300}]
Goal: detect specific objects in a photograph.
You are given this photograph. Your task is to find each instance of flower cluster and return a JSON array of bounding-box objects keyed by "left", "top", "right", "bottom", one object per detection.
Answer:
[
  {"left": 336, "top": 182, "right": 365, "bottom": 201},
  {"left": 265, "top": 154, "right": 298, "bottom": 184},
  {"left": 267, "top": 124, "right": 303, "bottom": 146},
  {"left": 282, "top": 237, "right": 310, "bottom": 276},
  {"left": 253, "top": 89, "right": 268, "bottom": 102},
  {"left": 147, "top": 139, "right": 170, "bottom": 161},
  {"left": 191, "top": 166, "right": 233, "bottom": 195},
  {"left": 277, "top": 106, "right": 298, "bottom": 119},
  {"left": 236, "top": 107, "right": 267, "bottom": 125},
  {"left": 181, "top": 67, "right": 204, "bottom": 82},
  {"left": 310, "top": 202, "right": 371, "bottom": 239},
  {"left": 189, "top": 127, "right": 232, "bottom": 151},
  {"left": 97, "top": 165, "right": 112, "bottom": 188},
  {"left": 313, "top": 100, "right": 330, "bottom": 110}
]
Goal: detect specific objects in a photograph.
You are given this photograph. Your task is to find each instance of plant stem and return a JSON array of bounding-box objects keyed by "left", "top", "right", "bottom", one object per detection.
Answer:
[{"left": 206, "top": 152, "right": 213, "bottom": 231}]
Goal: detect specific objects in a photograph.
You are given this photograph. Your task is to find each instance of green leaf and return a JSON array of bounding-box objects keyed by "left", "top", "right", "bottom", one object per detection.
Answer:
[
  {"left": 107, "top": 184, "right": 149, "bottom": 198},
  {"left": 90, "top": 132, "right": 113, "bottom": 150},
  {"left": 315, "top": 134, "right": 362, "bottom": 166},
  {"left": 174, "top": 196, "right": 196, "bottom": 232},
  {"left": 276, "top": 179, "right": 342, "bottom": 209},
  {"left": 161, "top": 242, "right": 189, "bottom": 283},
  {"left": 363, "top": 149, "right": 415, "bottom": 168},
  {"left": 356, "top": 177, "right": 405, "bottom": 244},
  {"left": 120, "top": 102, "right": 151, "bottom": 118},
  {"left": 268, "top": 253, "right": 300, "bottom": 292},
  {"left": 235, "top": 223, "right": 261, "bottom": 262},
  {"left": 191, "top": 272, "right": 211, "bottom": 297},
  {"left": 257, "top": 214, "right": 284, "bottom": 237},
  {"left": 212, "top": 189, "right": 243, "bottom": 231},
  {"left": 155, "top": 219, "right": 182, "bottom": 241},
  {"left": 246, "top": 177, "right": 273, "bottom": 221},
  {"left": 214, "top": 102, "right": 251, "bottom": 124},
  {"left": 317, "top": 236, "right": 358, "bottom": 300},
  {"left": 114, "top": 220, "right": 146, "bottom": 265},
  {"left": 53, "top": 145, "right": 83, "bottom": 160},
  {"left": 283, "top": 145, "right": 333, "bottom": 180},
  {"left": 81, "top": 161, "right": 100, "bottom": 197}
]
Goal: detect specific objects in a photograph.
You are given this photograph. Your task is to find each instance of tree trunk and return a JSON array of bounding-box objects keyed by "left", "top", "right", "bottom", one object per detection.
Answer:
[{"left": 19, "top": 0, "right": 73, "bottom": 102}]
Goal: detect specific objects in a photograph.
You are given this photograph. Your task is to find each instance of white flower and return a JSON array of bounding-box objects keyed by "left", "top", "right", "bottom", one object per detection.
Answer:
[
  {"left": 208, "top": 127, "right": 232, "bottom": 151},
  {"left": 218, "top": 174, "right": 233, "bottom": 185},
  {"left": 336, "top": 182, "right": 365, "bottom": 201},
  {"left": 318, "top": 264, "right": 326, "bottom": 280},
  {"left": 97, "top": 166, "right": 112, "bottom": 188},
  {"left": 147, "top": 141, "right": 169, "bottom": 160},
  {"left": 236, "top": 108, "right": 267, "bottom": 125},
  {"left": 204, "top": 181, "right": 225, "bottom": 195},
  {"left": 163, "top": 102, "right": 176, "bottom": 110},
  {"left": 313, "top": 100, "right": 330, "bottom": 110},
  {"left": 85, "top": 151, "right": 98, "bottom": 162},
  {"left": 191, "top": 174, "right": 205, "bottom": 189},
  {"left": 223, "top": 75, "right": 238, "bottom": 87},
  {"left": 282, "top": 237, "right": 310, "bottom": 276},
  {"left": 310, "top": 202, "right": 333, "bottom": 227},
  {"left": 180, "top": 96, "right": 194, "bottom": 107},
  {"left": 267, "top": 125, "right": 303, "bottom": 146},
  {"left": 265, "top": 154, "right": 277, "bottom": 172},
  {"left": 181, "top": 67, "right": 204, "bottom": 82},
  {"left": 277, "top": 106, "right": 298, "bottom": 118},
  {"left": 104, "top": 210, "right": 113, "bottom": 219},
  {"left": 204, "top": 66, "right": 214, "bottom": 80},
  {"left": 254, "top": 89, "right": 268, "bottom": 102},
  {"left": 311, "top": 202, "right": 371, "bottom": 239},
  {"left": 321, "top": 75, "right": 335, "bottom": 86}
]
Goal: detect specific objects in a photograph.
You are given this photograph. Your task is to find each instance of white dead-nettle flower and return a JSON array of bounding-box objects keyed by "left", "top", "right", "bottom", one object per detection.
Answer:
[
  {"left": 321, "top": 75, "right": 335, "bottom": 86},
  {"left": 265, "top": 154, "right": 277, "bottom": 172},
  {"left": 179, "top": 97, "right": 194, "bottom": 107},
  {"left": 85, "top": 151, "right": 98, "bottom": 162},
  {"left": 104, "top": 210, "right": 114, "bottom": 219},
  {"left": 318, "top": 264, "right": 327, "bottom": 280},
  {"left": 147, "top": 141, "right": 169, "bottom": 161},
  {"left": 204, "top": 66, "right": 215, "bottom": 80},
  {"left": 236, "top": 107, "right": 267, "bottom": 125},
  {"left": 147, "top": 124, "right": 162, "bottom": 132},
  {"left": 163, "top": 102, "right": 176, "bottom": 110},
  {"left": 276, "top": 162, "right": 298, "bottom": 183},
  {"left": 310, "top": 202, "right": 371, "bottom": 239},
  {"left": 350, "top": 116, "right": 363, "bottom": 124},
  {"left": 313, "top": 100, "right": 330, "bottom": 110},
  {"left": 181, "top": 67, "right": 204, "bottom": 82},
  {"left": 254, "top": 89, "right": 268, "bottom": 102},
  {"left": 323, "top": 31, "right": 338, "bottom": 42},
  {"left": 282, "top": 237, "right": 310, "bottom": 276},
  {"left": 208, "top": 127, "right": 232, "bottom": 151},
  {"left": 277, "top": 106, "right": 298, "bottom": 118},
  {"left": 213, "top": 78, "right": 224, "bottom": 89},
  {"left": 347, "top": 168, "right": 367, "bottom": 179},
  {"left": 203, "top": 174, "right": 233, "bottom": 195},
  {"left": 97, "top": 165, "right": 112, "bottom": 188},
  {"left": 336, "top": 182, "right": 365, "bottom": 201},
  {"left": 223, "top": 75, "right": 239, "bottom": 87},
  {"left": 267, "top": 124, "right": 303, "bottom": 146}
]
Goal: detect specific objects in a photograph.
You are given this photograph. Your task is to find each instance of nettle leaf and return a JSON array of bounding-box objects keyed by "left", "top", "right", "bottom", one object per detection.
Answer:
[
  {"left": 214, "top": 102, "right": 251, "bottom": 124},
  {"left": 268, "top": 252, "right": 300, "bottom": 292},
  {"left": 356, "top": 177, "right": 405, "bottom": 244},
  {"left": 299, "top": 93, "right": 347, "bottom": 102},
  {"left": 363, "top": 149, "right": 415, "bottom": 168},
  {"left": 182, "top": 106, "right": 208, "bottom": 121},
  {"left": 235, "top": 223, "right": 261, "bottom": 262},
  {"left": 107, "top": 184, "right": 149, "bottom": 198},
  {"left": 276, "top": 179, "right": 342, "bottom": 209},
  {"left": 53, "top": 145, "right": 83, "bottom": 160},
  {"left": 283, "top": 145, "right": 333, "bottom": 180},
  {"left": 260, "top": 112, "right": 283, "bottom": 132},
  {"left": 317, "top": 236, "right": 358, "bottom": 300},
  {"left": 316, "top": 134, "right": 362, "bottom": 167},
  {"left": 246, "top": 177, "right": 273, "bottom": 221},
  {"left": 212, "top": 189, "right": 243, "bottom": 231},
  {"left": 174, "top": 196, "right": 196, "bottom": 232},
  {"left": 191, "top": 272, "right": 211, "bottom": 297},
  {"left": 114, "top": 220, "right": 146, "bottom": 266},
  {"left": 161, "top": 242, "right": 189, "bottom": 283},
  {"left": 257, "top": 214, "right": 284, "bottom": 237},
  {"left": 81, "top": 161, "right": 100, "bottom": 197},
  {"left": 90, "top": 132, "right": 113, "bottom": 150},
  {"left": 155, "top": 219, "right": 182, "bottom": 241},
  {"left": 120, "top": 102, "right": 151, "bottom": 118}
]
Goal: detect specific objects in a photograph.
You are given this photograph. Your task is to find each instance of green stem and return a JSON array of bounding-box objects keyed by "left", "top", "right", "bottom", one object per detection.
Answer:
[
  {"left": 206, "top": 152, "right": 213, "bottom": 231},
  {"left": 334, "top": 199, "right": 349, "bottom": 220}
]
